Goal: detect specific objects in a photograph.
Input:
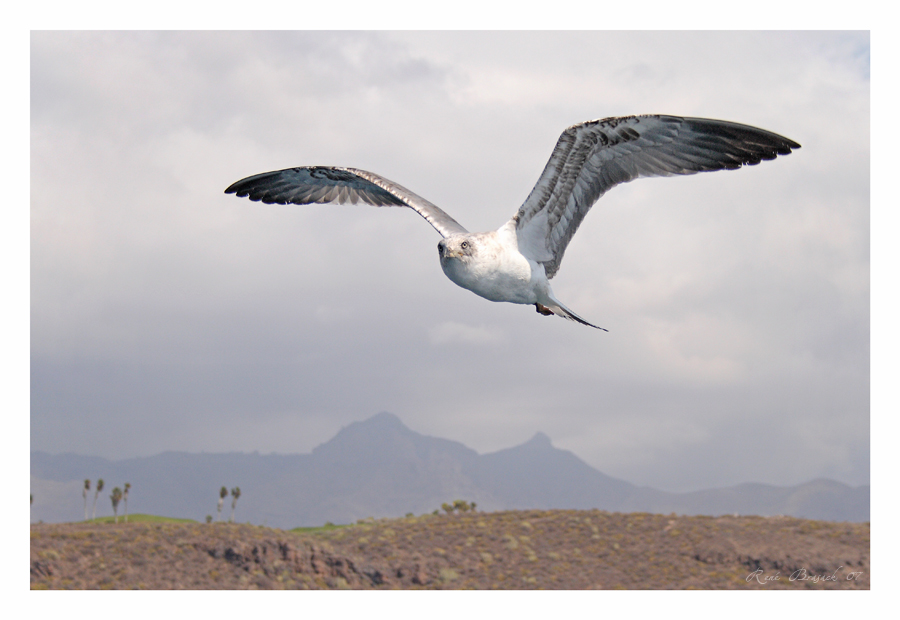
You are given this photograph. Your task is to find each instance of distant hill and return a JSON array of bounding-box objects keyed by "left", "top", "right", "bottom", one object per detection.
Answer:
[{"left": 31, "top": 412, "right": 869, "bottom": 528}]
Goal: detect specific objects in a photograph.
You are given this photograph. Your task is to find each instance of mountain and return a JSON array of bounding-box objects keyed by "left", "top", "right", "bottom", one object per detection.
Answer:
[
  {"left": 467, "top": 432, "right": 634, "bottom": 510},
  {"left": 31, "top": 412, "right": 869, "bottom": 528}
]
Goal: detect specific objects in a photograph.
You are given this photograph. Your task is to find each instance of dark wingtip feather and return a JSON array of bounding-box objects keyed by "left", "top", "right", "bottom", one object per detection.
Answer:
[
  {"left": 682, "top": 117, "right": 800, "bottom": 161},
  {"left": 224, "top": 170, "right": 283, "bottom": 197}
]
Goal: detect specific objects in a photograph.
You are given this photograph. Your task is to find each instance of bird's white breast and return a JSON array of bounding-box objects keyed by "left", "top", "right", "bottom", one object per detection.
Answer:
[{"left": 440, "top": 222, "right": 545, "bottom": 305}]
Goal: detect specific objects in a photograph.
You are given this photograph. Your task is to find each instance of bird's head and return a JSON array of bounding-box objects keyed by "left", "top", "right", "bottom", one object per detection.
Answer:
[{"left": 437, "top": 235, "right": 478, "bottom": 265}]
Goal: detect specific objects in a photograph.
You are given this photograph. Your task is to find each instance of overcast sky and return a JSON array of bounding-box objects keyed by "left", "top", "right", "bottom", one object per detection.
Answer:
[{"left": 30, "top": 31, "right": 869, "bottom": 492}]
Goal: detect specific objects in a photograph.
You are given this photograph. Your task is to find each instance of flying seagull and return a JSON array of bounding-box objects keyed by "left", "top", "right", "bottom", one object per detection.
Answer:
[{"left": 225, "top": 114, "right": 799, "bottom": 330}]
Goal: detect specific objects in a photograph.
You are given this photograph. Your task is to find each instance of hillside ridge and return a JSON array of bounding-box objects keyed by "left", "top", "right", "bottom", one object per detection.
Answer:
[{"left": 30, "top": 508, "right": 870, "bottom": 590}]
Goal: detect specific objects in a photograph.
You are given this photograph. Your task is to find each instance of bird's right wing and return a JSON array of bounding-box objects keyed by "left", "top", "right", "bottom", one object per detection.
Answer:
[
  {"left": 225, "top": 166, "right": 469, "bottom": 238},
  {"left": 514, "top": 115, "right": 800, "bottom": 278}
]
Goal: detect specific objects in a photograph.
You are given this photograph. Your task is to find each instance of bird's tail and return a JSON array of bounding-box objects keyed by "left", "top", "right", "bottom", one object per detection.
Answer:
[{"left": 541, "top": 292, "right": 607, "bottom": 331}]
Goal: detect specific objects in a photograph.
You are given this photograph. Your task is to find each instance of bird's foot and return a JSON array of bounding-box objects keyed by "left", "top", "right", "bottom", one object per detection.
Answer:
[{"left": 535, "top": 303, "right": 554, "bottom": 316}]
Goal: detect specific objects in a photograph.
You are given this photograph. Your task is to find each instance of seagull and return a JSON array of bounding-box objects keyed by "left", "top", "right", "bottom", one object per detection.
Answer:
[{"left": 225, "top": 114, "right": 799, "bottom": 330}]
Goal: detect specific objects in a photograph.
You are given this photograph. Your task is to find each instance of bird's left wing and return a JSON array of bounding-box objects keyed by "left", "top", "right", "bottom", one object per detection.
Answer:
[
  {"left": 514, "top": 115, "right": 800, "bottom": 278},
  {"left": 225, "top": 166, "right": 468, "bottom": 238}
]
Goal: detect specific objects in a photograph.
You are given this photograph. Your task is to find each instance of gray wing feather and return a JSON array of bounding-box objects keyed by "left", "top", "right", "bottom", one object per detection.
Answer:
[
  {"left": 515, "top": 115, "right": 801, "bottom": 278},
  {"left": 225, "top": 166, "right": 468, "bottom": 238}
]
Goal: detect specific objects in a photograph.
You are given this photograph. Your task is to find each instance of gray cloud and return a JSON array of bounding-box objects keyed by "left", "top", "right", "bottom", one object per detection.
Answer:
[{"left": 31, "top": 31, "right": 869, "bottom": 492}]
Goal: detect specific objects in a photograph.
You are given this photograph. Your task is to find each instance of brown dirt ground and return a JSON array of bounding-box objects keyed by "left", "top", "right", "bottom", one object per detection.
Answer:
[{"left": 30, "top": 509, "right": 869, "bottom": 590}]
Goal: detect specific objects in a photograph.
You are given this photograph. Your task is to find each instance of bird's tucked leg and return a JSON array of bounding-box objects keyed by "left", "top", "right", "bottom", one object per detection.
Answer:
[{"left": 535, "top": 303, "right": 554, "bottom": 316}]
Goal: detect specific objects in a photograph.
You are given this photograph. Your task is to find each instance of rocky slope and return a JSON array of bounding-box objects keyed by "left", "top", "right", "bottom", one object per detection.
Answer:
[{"left": 30, "top": 509, "right": 869, "bottom": 589}]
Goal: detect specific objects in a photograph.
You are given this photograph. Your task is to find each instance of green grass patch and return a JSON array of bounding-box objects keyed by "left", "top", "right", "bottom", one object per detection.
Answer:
[
  {"left": 83, "top": 514, "right": 198, "bottom": 525},
  {"left": 289, "top": 522, "right": 353, "bottom": 534}
]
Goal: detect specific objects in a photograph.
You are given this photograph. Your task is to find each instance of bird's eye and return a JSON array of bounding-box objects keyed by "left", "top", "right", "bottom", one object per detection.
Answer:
[{"left": 461, "top": 241, "right": 469, "bottom": 250}]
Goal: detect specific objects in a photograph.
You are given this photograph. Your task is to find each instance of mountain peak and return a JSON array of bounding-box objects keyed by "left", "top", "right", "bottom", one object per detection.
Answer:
[
  {"left": 313, "top": 412, "right": 410, "bottom": 457},
  {"left": 525, "top": 432, "right": 553, "bottom": 448},
  {"left": 310, "top": 412, "right": 478, "bottom": 468},
  {"left": 361, "top": 411, "right": 405, "bottom": 428}
]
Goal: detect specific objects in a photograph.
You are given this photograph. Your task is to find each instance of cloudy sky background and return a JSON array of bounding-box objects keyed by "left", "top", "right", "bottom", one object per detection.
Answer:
[{"left": 31, "top": 31, "right": 869, "bottom": 493}]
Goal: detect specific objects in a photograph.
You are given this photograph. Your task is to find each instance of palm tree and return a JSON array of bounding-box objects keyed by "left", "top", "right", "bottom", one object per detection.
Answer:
[
  {"left": 229, "top": 487, "right": 241, "bottom": 523},
  {"left": 110, "top": 487, "right": 123, "bottom": 524},
  {"left": 217, "top": 486, "right": 227, "bottom": 522},
  {"left": 83, "top": 479, "right": 91, "bottom": 520},
  {"left": 123, "top": 483, "right": 131, "bottom": 523},
  {"left": 92, "top": 479, "right": 104, "bottom": 520}
]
